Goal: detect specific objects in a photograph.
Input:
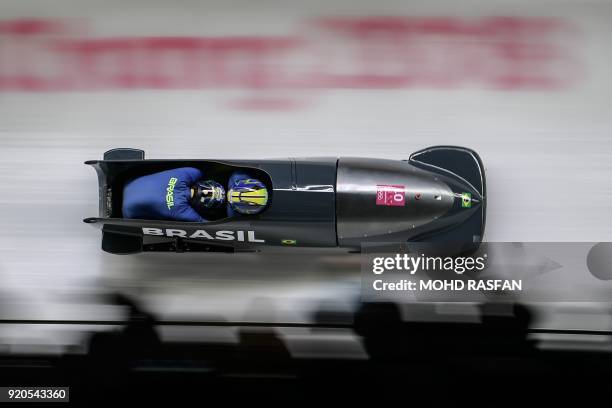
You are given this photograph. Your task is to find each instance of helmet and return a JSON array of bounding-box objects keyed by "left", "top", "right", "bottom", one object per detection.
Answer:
[
  {"left": 190, "top": 180, "right": 226, "bottom": 211},
  {"left": 227, "top": 178, "right": 269, "bottom": 215}
]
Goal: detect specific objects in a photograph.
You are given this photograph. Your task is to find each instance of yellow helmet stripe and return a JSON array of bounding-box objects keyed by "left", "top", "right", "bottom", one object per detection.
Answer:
[{"left": 228, "top": 189, "right": 268, "bottom": 205}]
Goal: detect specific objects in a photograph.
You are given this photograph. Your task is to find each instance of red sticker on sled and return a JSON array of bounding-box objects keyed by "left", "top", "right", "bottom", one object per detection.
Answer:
[{"left": 376, "top": 185, "right": 405, "bottom": 206}]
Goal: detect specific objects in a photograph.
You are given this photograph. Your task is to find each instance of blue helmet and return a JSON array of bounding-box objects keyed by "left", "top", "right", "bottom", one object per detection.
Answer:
[
  {"left": 190, "top": 180, "right": 226, "bottom": 211},
  {"left": 227, "top": 178, "right": 269, "bottom": 215}
]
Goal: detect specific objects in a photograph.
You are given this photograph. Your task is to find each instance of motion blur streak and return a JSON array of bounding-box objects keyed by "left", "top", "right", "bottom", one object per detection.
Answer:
[
  {"left": 0, "top": 0, "right": 611, "bottom": 354},
  {"left": 0, "top": 16, "right": 575, "bottom": 93}
]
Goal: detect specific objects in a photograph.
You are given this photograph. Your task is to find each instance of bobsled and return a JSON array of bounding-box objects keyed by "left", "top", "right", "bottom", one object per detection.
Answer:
[{"left": 85, "top": 146, "right": 486, "bottom": 255}]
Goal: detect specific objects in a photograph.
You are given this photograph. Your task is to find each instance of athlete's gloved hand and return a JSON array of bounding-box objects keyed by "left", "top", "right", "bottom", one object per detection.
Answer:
[{"left": 122, "top": 167, "right": 205, "bottom": 222}]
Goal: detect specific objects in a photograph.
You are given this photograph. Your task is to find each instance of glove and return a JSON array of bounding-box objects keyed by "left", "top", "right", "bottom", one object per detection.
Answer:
[{"left": 122, "top": 167, "right": 205, "bottom": 222}]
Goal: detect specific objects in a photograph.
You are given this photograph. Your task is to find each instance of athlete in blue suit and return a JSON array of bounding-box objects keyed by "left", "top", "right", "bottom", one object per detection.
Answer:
[{"left": 122, "top": 167, "right": 268, "bottom": 222}]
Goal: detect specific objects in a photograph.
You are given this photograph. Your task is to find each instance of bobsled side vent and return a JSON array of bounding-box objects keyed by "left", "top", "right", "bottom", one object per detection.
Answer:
[
  {"left": 103, "top": 148, "right": 145, "bottom": 161},
  {"left": 408, "top": 146, "right": 485, "bottom": 196}
]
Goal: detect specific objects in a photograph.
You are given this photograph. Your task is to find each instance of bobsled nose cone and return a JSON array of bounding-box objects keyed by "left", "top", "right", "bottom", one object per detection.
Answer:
[
  {"left": 443, "top": 177, "right": 483, "bottom": 210},
  {"left": 457, "top": 191, "right": 483, "bottom": 212}
]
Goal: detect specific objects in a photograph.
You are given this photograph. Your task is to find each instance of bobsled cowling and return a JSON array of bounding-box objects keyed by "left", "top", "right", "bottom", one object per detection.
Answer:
[{"left": 84, "top": 147, "right": 485, "bottom": 255}]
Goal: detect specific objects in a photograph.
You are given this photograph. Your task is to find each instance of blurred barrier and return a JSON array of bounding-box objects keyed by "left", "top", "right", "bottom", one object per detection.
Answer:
[{"left": 0, "top": 16, "right": 577, "bottom": 95}]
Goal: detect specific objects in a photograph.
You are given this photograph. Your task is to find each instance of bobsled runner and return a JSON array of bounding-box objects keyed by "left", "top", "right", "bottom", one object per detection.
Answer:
[{"left": 84, "top": 146, "right": 486, "bottom": 255}]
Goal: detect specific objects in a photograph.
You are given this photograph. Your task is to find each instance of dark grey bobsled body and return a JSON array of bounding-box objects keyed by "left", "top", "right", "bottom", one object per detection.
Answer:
[{"left": 85, "top": 146, "right": 485, "bottom": 255}]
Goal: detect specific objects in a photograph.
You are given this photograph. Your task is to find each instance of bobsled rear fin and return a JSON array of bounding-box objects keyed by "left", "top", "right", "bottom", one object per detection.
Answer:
[
  {"left": 408, "top": 146, "right": 485, "bottom": 196},
  {"left": 103, "top": 148, "right": 145, "bottom": 161}
]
